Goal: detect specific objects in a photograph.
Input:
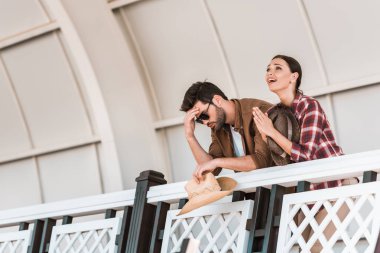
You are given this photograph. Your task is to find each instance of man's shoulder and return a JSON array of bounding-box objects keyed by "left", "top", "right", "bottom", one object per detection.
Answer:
[{"left": 237, "top": 98, "right": 273, "bottom": 113}]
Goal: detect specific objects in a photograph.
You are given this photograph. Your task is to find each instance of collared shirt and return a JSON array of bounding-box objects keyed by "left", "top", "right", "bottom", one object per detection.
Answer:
[
  {"left": 230, "top": 125, "right": 245, "bottom": 157},
  {"left": 290, "top": 92, "right": 344, "bottom": 190},
  {"left": 208, "top": 99, "right": 274, "bottom": 175}
]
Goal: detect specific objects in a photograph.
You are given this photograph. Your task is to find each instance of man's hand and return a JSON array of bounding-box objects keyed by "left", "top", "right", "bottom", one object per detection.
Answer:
[
  {"left": 184, "top": 107, "right": 200, "bottom": 140},
  {"left": 193, "top": 159, "right": 218, "bottom": 183}
]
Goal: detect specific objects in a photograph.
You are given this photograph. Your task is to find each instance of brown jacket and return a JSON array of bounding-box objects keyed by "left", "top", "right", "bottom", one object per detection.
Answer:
[{"left": 209, "top": 98, "right": 274, "bottom": 174}]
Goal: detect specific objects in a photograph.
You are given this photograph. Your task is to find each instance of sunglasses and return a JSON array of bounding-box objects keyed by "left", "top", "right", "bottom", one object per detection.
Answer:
[{"left": 195, "top": 102, "right": 212, "bottom": 124}]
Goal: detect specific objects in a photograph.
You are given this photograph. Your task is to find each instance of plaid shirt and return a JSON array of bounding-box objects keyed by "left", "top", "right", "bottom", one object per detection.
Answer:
[{"left": 290, "top": 92, "right": 344, "bottom": 190}]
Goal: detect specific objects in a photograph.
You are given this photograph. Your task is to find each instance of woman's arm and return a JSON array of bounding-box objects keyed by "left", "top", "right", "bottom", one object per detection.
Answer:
[
  {"left": 253, "top": 101, "right": 325, "bottom": 162},
  {"left": 289, "top": 100, "right": 324, "bottom": 162},
  {"left": 252, "top": 107, "right": 293, "bottom": 155}
]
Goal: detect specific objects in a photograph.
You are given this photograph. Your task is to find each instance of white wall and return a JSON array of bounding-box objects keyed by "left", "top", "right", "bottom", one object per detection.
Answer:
[
  {"left": 111, "top": 0, "right": 380, "bottom": 182},
  {"left": 0, "top": 0, "right": 123, "bottom": 209}
]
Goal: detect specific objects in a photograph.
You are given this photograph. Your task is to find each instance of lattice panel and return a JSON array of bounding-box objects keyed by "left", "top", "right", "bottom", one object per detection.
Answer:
[
  {"left": 161, "top": 200, "right": 253, "bottom": 253},
  {"left": 0, "top": 229, "right": 33, "bottom": 253},
  {"left": 277, "top": 181, "right": 380, "bottom": 253},
  {"left": 49, "top": 217, "right": 122, "bottom": 253}
]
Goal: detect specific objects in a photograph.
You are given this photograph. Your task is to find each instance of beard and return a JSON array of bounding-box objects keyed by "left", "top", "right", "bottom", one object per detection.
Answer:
[{"left": 213, "top": 106, "right": 226, "bottom": 131}]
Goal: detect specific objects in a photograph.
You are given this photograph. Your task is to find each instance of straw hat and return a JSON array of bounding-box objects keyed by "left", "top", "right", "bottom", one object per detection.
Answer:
[
  {"left": 178, "top": 173, "right": 237, "bottom": 215},
  {"left": 267, "top": 104, "right": 300, "bottom": 166}
]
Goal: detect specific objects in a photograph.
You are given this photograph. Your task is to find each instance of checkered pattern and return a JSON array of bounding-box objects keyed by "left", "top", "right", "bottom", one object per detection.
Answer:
[{"left": 290, "top": 92, "right": 344, "bottom": 190}]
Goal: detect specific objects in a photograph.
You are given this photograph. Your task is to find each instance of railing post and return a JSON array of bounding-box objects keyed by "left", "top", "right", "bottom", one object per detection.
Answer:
[
  {"left": 149, "top": 201, "right": 170, "bottom": 253},
  {"left": 125, "top": 170, "right": 167, "bottom": 253},
  {"left": 117, "top": 206, "right": 133, "bottom": 253},
  {"left": 105, "top": 209, "right": 117, "bottom": 219},
  {"left": 62, "top": 216, "right": 73, "bottom": 225},
  {"left": 39, "top": 218, "right": 56, "bottom": 253},
  {"left": 297, "top": 181, "right": 311, "bottom": 193},
  {"left": 232, "top": 191, "right": 245, "bottom": 202},
  {"left": 19, "top": 222, "right": 29, "bottom": 231},
  {"left": 363, "top": 171, "right": 377, "bottom": 183},
  {"left": 27, "top": 219, "right": 44, "bottom": 253},
  {"left": 262, "top": 184, "right": 286, "bottom": 253},
  {"left": 178, "top": 198, "right": 188, "bottom": 209},
  {"left": 246, "top": 187, "right": 270, "bottom": 253}
]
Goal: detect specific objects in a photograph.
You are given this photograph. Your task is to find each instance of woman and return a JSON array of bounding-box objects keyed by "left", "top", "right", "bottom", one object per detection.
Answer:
[
  {"left": 253, "top": 55, "right": 345, "bottom": 187},
  {"left": 252, "top": 55, "right": 357, "bottom": 251}
]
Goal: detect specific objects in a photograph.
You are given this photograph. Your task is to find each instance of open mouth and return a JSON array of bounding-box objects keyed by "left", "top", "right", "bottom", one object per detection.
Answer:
[{"left": 268, "top": 78, "right": 277, "bottom": 84}]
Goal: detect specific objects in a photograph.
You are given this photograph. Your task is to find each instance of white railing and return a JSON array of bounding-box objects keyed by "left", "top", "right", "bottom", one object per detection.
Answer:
[
  {"left": 0, "top": 190, "right": 134, "bottom": 253},
  {"left": 0, "top": 149, "right": 379, "bottom": 253},
  {"left": 147, "top": 149, "right": 380, "bottom": 253},
  {"left": 49, "top": 218, "right": 122, "bottom": 253},
  {"left": 0, "top": 229, "right": 33, "bottom": 253},
  {"left": 161, "top": 200, "right": 254, "bottom": 253},
  {"left": 0, "top": 189, "right": 135, "bottom": 228},
  {"left": 147, "top": 149, "right": 380, "bottom": 204},
  {"left": 277, "top": 181, "right": 380, "bottom": 253}
]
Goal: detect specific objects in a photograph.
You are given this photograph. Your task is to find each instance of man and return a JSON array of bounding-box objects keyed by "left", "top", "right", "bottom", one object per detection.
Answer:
[{"left": 180, "top": 81, "right": 274, "bottom": 182}]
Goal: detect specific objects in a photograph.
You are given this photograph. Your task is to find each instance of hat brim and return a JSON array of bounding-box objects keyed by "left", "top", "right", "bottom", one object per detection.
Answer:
[{"left": 178, "top": 177, "right": 237, "bottom": 215}]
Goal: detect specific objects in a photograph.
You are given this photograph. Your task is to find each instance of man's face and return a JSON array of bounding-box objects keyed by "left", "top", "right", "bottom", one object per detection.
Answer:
[{"left": 193, "top": 101, "right": 226, "bottom": 131}]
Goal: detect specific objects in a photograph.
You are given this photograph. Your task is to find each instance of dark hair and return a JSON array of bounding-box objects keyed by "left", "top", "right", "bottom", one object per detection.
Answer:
[
  {"left": 180, "top": 81, "right": 228, "bottom": 111},
  {"left": 272, "top": 55, "right": 302, "bottom": 92}
]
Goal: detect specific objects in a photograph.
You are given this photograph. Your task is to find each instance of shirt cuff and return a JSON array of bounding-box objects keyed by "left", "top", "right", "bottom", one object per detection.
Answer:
[{"left": 290, "top": 142, "right": 301, "bottom": 162}]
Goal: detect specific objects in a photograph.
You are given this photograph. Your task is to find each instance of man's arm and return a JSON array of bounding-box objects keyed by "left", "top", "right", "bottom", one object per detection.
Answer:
[
  {"left": 187, "top": 136, "right": 213, "bottom": 164},
  {"left": 214, "top": 156, "right": 256, "bottom": 171},
  {"left": 193, "top": 155, "right": 256, "bottom": 179},
  {"left": 184, "top": 107, "right": 213, "bottom": 164}
]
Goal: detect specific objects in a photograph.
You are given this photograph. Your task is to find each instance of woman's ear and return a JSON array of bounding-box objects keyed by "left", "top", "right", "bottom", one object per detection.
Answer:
[{"left": 292, "top": 72, "right": 299, "bottom": 81}]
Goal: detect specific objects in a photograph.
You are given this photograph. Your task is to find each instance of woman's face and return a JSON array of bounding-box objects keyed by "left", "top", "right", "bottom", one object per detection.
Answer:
[{"left": 265, "top": 58, "right": 295, "bottom": 93}]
